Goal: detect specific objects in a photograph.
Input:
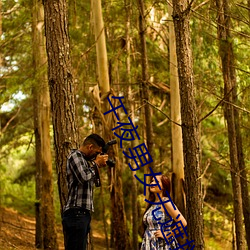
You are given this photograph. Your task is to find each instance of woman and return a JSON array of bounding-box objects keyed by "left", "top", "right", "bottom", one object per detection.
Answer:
[{"left": 141, "top": 174, "right": 187, "bottom": 250}]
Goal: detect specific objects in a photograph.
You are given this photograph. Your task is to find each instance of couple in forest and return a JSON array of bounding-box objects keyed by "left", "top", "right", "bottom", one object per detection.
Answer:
[{"left": 62, "top": 133, "right": 187, "bottom": 250}]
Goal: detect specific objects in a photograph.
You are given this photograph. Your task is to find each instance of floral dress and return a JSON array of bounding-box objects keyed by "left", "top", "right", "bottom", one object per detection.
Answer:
[{"left": 141, "top": 204, "right": 178, "bottom": 250}]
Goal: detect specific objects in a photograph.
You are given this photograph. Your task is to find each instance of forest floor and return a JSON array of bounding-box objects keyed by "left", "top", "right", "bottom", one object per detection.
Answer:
[
  {"left": 0, "top": 206, "right": 233, "bottom": 250},
  {"left": 0, "top": 207, "right": 108, "bottom": 250}
]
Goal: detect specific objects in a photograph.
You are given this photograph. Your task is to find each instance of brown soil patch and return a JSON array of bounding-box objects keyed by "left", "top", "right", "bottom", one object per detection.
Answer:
[
  {"left": 0, "top": 207, "right": 107, "bottom": 250},
  {"left": 0, "top": 207, "right": 36, "bottom": 250}
]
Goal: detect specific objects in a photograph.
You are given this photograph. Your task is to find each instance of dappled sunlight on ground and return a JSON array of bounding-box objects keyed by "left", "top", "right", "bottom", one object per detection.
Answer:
[{"left": 0, "top": 207, "right": 108, "bottom": 250}]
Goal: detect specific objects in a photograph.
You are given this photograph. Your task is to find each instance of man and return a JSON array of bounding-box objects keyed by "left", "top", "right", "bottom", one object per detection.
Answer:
[{"left": 62, "top": 134, "right": 108, "bottom": 250}]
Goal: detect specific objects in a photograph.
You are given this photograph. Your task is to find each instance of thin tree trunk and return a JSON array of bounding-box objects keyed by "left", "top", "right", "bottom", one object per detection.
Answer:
[
  {"left": 232, "top": 219, "right": 236, "bottom": 250},
  {"left": 216, "top": 0, "right": 246, "bottom": 248},
  {"left": 92, "top": 1, "right": 129, "bottom": 249},
  {"left": 33, "top": 7, "right": 43, "bottom": 243},
  {"left": 168, "top": 3, "right": 187, "bottom": 247},
  {"left": 172, "top": 0, "right": 204, "bottom": 249},
  {"left": 131, "top": 167, "right": 138, "bottom": 250},
  {"left": 235, "top": 112, "right": 250, "bottom": 248},
  {"left": 249, "top": 0, "right": 250, "bottom": 25},
  {"left": 168, "top": 2, "right": 186, "bottom": 217},
  {"left": 43, "top": 0, "right": 78, "bottom": 211},
  {"left": 92, "top": 0, "right": 109, "bottom": 94},
  {"left": 0, "top": 0, "right": 2, "bottom": 67},
  {"left": 32, "top": 1, "right": 58, "bottom": 249},
  {"left": 0, "top": 0, "right": 3, "bottom": 234},
  {"left": 100, "top": 185, "right": 109, "bottom": 250},
  {"left": 125, "top": 0, "right": 138, "bottom": 248},
  {"left": 137, "top": 0, "right": 154, "bottom": 197}
]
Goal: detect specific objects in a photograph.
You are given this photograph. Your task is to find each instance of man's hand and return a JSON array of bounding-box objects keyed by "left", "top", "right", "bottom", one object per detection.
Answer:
[{"left": 94, "top": 154, "right": 108, "bottom": 167}]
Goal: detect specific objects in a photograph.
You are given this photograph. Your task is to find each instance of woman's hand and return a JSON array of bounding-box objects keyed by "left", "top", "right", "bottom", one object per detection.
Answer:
[
  {"left": 154, "top": 230, "right": 174, "bottom": 240},
  {"left": 154, "top": 230, "right": 165, "bottom": 239}
]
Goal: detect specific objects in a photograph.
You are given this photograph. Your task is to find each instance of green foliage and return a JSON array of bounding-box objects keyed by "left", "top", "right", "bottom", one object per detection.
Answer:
[
  {"left": 0, "top": 140, "right": 35, "bottom": 215},
  {"left": 1, "top": 0, "right": 34, "bottom": 157},
  {"left": 2, "top": 180, "right": 36, "bottom": 216},
  {"left": 204, "top": 205, "right": 233, "bottom": 249},
  {"left": 13, "top": 163, "right": 36, "bottom": 184}
]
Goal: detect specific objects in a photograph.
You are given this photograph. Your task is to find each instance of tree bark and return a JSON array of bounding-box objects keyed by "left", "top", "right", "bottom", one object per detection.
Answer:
[
  {"left": 216, "top": 0, "right": 247, "bottom": 248},
  {"left": 249, "top": 0, "right": 250, "bottom": 26},
  {"left": 172, "top": 1, "right": 204, "bottom": 249},
  {"left": 137, "top": 0, "right": 154, "bottom": 198},
  {"left": 92, "top": 0, "right": 109, "bottom": 94},
  {"left": 235, "top": 110, "right": 250, "bottom": 248},
  {"left": 92, "top": 1, "right": 129, "bottom": 249},
  {"left": 32, "top": 1, "right": 58, "bottom": 249},
  {"left": 43, "top": 0, "right": 78, "bottom": 210},
  {"left": 168, "top": 3, "right": 186, "bottom": 217},
  {"left": 0, "top": 0, "right": 2, "bottom": 67},
  {"left": 0, "top": 0, "right": 3, "bottom": 234},
  {"left": 125, "top": 0, "right": 138, "bottom": 248}
]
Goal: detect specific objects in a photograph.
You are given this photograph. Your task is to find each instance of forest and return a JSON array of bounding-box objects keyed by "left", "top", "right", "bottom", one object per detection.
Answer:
[{"left": 0, "top": 0, "right": 249, "bottom": 249}]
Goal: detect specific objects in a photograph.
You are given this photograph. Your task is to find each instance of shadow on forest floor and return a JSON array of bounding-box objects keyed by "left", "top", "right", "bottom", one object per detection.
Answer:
[{"left": 0, "top": 207, "right": 108, "bottom": 250}]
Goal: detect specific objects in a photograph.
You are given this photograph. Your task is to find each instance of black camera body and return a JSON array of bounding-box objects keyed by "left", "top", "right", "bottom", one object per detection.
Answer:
[
  {"left": 93, "top": 139, "right": 117, "bottom": 187},
  {"left": 101, "top": 139, "right": 117, "bottom": 168}
]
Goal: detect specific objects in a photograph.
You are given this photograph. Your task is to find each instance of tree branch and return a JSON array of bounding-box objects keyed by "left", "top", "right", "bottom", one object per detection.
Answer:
[
  {"left": 1, "top": 107, "right": 21, "bottom": 135},
  {"left": 143, "top": 99, "right": 182, "bottom": 127}
]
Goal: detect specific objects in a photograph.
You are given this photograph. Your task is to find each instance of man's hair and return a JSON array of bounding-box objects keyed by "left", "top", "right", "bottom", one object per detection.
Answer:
[{"left": 83, "top": 134, "right": 105, "bottom": 148}]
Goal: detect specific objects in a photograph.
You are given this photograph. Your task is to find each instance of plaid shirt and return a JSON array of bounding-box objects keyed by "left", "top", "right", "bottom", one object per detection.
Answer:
[{"left": 64, "top": 149, "right": 97, "bottom": 212}]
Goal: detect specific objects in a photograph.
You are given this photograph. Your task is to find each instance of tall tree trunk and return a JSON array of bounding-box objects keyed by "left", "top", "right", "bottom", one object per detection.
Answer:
[
  {"left": 0, "top": 0, "right": 3, "bottom": 227},
  {"left": 100, "top": 184, "right": 109, "bottom": 250},
  {"left": 92, "top": 0, "right": 109, "bottom": 94},
  {"left": 125, "top": 0, "right": 138, "bottom": 248},
  {"left": 33, "top": 1, "right": 43, "bottom": 247},
  {"left": 137, "top": 0, "right": 154, "bottom": 197},
  {"left": 216, "top": 0, "right": 246, "bottom": 248},
  {"left": 32, "top": 1, "right": 58, "bottom": 249},
  {"left": 235, "top": 111, "right": 250, "bottom": 248},
  {"left": 168, "top": 3, "right": 187, "bottom": 247},
  {"left": 249, "top": 0, "right": 250, "bottom": 25},
  {"left": 0, "top": 0, "right": 2, "bottom": 67},
  {"left": 172, "top": 1, "right": 204, "bottom": 249},
  {"left": 92, "top": 1, "right": 129, "bottom": 249},
  {"left": 43, "top": 0, "right": 78, "bottom": 211},
  {"left": 168, "top": 2, "right": 186, "bottom": 217}
]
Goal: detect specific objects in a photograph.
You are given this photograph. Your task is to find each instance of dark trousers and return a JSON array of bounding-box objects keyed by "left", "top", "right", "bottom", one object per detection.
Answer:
[{"left": 62, "top": 208, "right": 91, "bottom": 250}]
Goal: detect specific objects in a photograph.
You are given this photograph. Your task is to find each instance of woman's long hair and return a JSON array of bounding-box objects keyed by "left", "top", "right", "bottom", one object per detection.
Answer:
[{"left": 142, "top": 174, "right": 171, "bottom": 233}]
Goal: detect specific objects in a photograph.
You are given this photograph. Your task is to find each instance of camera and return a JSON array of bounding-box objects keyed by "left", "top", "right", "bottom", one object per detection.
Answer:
[
  {"left": 93, "top": 139, "right": 117, "bottom": 187},
  {"left": 101, "top": 139, "right": 117, "bottom": 168}
]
